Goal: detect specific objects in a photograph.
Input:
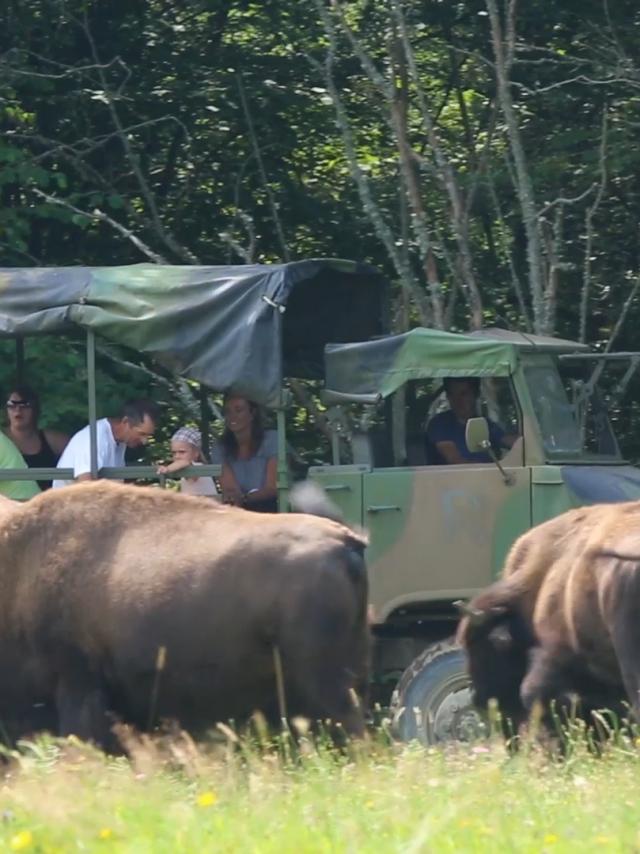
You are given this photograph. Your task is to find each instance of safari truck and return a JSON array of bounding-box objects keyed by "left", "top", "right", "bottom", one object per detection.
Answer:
[{"left": 1, "top": 260, "right": 639, "bottom": 743}]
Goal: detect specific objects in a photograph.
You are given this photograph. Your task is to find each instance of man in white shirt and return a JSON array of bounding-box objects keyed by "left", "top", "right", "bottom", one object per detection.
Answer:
[{"left": 53, "top": 399, "right": 160, "bottom": 488}]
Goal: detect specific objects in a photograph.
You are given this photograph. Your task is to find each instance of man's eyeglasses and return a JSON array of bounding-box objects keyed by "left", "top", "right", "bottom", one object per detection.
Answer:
[{"left": 6, "top": 400, "right": 32, "bottom": 409}]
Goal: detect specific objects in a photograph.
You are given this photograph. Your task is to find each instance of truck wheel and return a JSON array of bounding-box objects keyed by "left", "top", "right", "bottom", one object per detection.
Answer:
[{"left": 390, "top": 639, "right": 486, "bottom": 744}]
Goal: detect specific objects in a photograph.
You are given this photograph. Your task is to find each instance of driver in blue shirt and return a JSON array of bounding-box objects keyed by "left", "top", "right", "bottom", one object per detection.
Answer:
[{"left": 426, "top": 377, "right": 516, "bottom": 465}]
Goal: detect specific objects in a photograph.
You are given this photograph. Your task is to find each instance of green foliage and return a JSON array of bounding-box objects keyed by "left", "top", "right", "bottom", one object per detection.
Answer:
[{"left": 1, "top": 0, "right": 640, "bottom": 456}]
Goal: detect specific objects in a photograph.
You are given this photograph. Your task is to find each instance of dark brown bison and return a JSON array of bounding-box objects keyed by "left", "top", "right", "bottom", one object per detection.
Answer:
[
  {"left": 456, "top": 501, "right": 640, "bottom": 732},
  {"left": 0, "top": 481, "right": 369, "bottom": 746}
]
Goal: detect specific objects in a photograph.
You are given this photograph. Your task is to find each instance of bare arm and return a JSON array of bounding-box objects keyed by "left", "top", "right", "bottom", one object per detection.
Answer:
[
  {"left": 157, "top": 458, "right": 190, "bottom": 475},
  {"left": 434, "top": 440, "right": 468, "bottom": 465},
  {"left": 220, "top": 462, "right": 244, "bottom": 505},
  {"left": 43, "top": 429, "right": 70, "bottom": 457},
  {"left": 243, "top": 457, "right": 278, "bottom": 505}
]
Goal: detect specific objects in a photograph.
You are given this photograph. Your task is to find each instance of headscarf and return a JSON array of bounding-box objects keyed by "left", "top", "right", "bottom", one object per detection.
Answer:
[{"left": 171, "top": 426, "right": 202, "bottom": 450}]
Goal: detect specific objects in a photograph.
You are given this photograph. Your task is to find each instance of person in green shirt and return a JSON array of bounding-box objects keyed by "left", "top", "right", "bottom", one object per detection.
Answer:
[{"left": 0, "top": 432, "right": 39, "bottom": 501}]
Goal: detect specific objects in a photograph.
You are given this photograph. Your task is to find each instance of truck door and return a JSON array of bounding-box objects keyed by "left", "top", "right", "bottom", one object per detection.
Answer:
[
  {"left": 307, "top": 465, "right": 367, "bottom": 526},
  {"left": 363, "top": 451, "right": 531, "bottom": 620}
]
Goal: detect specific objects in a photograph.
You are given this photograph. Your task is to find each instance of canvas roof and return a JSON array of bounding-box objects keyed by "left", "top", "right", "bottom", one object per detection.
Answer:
[
  {"left": 0, "top": 259, "right": 388, "bottom": 406},
  {"left": 324, "top": 326, "right": 589, "bottom": 400}
]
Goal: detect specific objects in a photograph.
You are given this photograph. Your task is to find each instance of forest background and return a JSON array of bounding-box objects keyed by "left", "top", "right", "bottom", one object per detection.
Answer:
[{"left": 1, "top": 0, "right": 640, "bottom": 464}]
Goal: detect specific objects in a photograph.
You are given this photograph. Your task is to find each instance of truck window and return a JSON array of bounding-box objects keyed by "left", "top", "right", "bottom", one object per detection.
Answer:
[
  {"left": 412, "top": 377, "right": 520, "bottom": 465},
  {"left": 524, "top": 363, "right": 621, "bottom": 460},
  {"left": 480, "top": 377, "right": 520, "bottom": 440}
]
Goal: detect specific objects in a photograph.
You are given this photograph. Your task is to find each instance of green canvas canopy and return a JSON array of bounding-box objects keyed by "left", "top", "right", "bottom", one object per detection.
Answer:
[
  {"left": 0, "top": 259, "right": 388, "bottom": 407},
  {"left": 324, "top": 327, "right": 589, "bottom": 400}
]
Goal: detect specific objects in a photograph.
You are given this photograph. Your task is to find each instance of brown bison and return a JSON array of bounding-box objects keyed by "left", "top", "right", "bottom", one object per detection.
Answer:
[
  {"left": 457, "top": 501, "right": 640, "bottom": 732},
  {"left": 0, "top": 481, "right": 369, "bottom": 746}
]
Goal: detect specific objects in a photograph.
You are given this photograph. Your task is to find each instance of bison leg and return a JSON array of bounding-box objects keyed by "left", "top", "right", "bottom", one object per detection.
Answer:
[
  {"left": 520, "top": 647, "right": 623, "bottom": 735},
  {"left": 55, "top": 658, "right": 112, "bottom": 748},
  {"left": 610, "top": 609, "right": 640, "bottom": 721},
  {"left": 520, "top": 647, "right": 576, "bottom": 724},
  {"left": 288, "top": 652, "right": 367, "bottom": 738},
  {"left": 278, "top": 630, "right": 368, "bottom": 738}
]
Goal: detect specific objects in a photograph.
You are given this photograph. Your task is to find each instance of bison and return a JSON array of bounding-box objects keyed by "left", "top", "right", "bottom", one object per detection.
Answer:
[
  {"left": 0, "top": 480, "right": 370, "bottom": 746},
  {"left": 456, "top": 501, "right": 640, "bottom": 733}
]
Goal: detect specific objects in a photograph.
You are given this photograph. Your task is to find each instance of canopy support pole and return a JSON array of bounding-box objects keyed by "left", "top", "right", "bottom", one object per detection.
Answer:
[
  {"left": 276, "top": 407, "right": 288, "bottom": 511},
  {"left": 87, "top": 330, "right": 98, "bottom": 478},
  {"left": 199, "top": 384, "right": 210, "bottom": 460}
]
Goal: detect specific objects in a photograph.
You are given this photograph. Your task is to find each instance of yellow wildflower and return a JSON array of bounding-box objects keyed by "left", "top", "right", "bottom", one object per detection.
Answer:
[
  {"left": 594, "top": 836, "right": 611, "bottom": 845},
  {"left": 196, "top": 791, "right": 218, "bottom": 808},
  {"left": 99, "top": 828, "right": 114, "bottom": 840},
  {"left": 544, "top": 834, "right": 559, "bottom": 845},
  {"left": 10, "top": 830, "right": 33, "bottom": 851}
]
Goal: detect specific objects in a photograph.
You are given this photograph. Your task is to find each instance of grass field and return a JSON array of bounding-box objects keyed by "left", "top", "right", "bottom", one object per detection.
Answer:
[{"left": 1, "top": 723, "right": 639, "bottom": 853}]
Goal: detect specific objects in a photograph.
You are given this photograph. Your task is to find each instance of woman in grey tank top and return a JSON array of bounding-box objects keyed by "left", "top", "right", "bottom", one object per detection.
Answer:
[{"left": 215, "top": 394, "right": 278, "bottom": 512}]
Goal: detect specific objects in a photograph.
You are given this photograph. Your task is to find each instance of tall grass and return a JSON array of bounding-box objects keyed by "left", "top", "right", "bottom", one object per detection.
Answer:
[{"left": 0, "top": 723, "right": 639, "bottom": 852}]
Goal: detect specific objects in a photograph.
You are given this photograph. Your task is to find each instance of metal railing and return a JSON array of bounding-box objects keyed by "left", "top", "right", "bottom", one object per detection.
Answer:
[{"left": 0, "top": 465, "right": 222, "bottom": 485}]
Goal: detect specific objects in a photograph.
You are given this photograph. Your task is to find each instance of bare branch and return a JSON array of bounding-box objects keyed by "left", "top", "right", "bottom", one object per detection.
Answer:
[
  {"left": 309, "top": 0, "right": 430, "bottom": 325},
  {"left": 580, "top": 108, "right": 609, "bottom": 342},
  {"left": 236, "top": 73, "right": 290, "bottom": 263},
  {"left": 603, "top": 272, "right": 640, "bottom": 355},
  {"left": 1, "top": 49, "right": 123, "bottom": 80},
  {"left": 485, "top": 0, "right": 546, "bottom": 332},
  {"left": 80, "top": 12, "right": 199, "bottom": 264},
  {"left": 392, "top": 0, "right": 483, "bottom": 328},
  {"left": 537, "top": 183, "right": 597, "bottom": 218},
  {"left": 487, "top": 178, "right": 533, "bottom": 331},
  {"left": 541, "top": 207, "right": 564, "bottom": 332},
  {"left": 388, "top": 21, "right": 445, "bottom": 328},
  {"left": 513, "top": 74, "right": 640, "bottom": 95},
  {"left": 219, "top": 211, "right": 257, "bottom": 264},
  {"left": 0, "top": 242, "right": 42, "bottom": 265},
  {"left": 27, "top": 116, "right": 192, "bottom": 163},
  {"left": 328, "top": 1, "right": 443, "bottom": 324},
  {"left": 32, "top": 189, "right": 167, "bottom": 264},
  {"left": 505, "top": 0, "right": 518, "bottom": 67},
  {"left": 328, "top": 2, "right": 393, "bottom": 100}
]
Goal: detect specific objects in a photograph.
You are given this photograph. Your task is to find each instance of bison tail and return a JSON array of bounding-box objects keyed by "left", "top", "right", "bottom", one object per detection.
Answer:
[
  {"left": 289, "top": 480, "right": 344, "bottom": 523},
  {"left": 291, "top": 481, "right": 369, "bottom": 548}
]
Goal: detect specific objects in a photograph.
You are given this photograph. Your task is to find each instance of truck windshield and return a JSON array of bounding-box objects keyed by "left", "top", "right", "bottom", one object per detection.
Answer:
[{"left": 524, "top": 361, "right": 621, "bottom": 461}]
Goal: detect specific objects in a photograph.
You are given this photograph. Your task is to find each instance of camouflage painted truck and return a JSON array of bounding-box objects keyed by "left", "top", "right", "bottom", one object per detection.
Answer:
[
  {"left": 308, "top": 326, "right": 640, "bottom": 743},
  {"left": 2, "top": 260, "right": 640, "bottom": 743}
]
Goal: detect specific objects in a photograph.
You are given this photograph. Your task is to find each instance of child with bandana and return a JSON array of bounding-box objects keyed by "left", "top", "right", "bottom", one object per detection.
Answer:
[{"left": 157, "top": 426, "right": 218, "bottom": 498}]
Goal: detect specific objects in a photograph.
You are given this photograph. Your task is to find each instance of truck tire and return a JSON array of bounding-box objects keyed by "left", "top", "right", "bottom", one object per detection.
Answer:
[{"left": 390, "top": 639, "right": 486, "bottom": 744}]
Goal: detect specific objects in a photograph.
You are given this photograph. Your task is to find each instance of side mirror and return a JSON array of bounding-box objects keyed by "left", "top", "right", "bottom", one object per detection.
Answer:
[
  {"left": 465, "top": 416, "right": 515, "bottom": 487},
  {"left": 465, "top": 417, "right": 490, "bottom": 454}
]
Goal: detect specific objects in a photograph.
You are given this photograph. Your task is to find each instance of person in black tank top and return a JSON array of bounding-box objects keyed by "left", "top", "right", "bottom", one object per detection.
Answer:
[
  {"left": 4, "top": 384, "right": 70, "bottom": 490},
  {"left": 22, "top": 432, "right": 59, "bottom": 490}
]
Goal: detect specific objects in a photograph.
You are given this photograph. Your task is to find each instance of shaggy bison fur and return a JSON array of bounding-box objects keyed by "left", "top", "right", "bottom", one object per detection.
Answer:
[
  {"left": 0, "top": 481, "right": 370, "bottom": 746},
  {"left": 457, "top": 501, "right": 640, "bottom": 732}
]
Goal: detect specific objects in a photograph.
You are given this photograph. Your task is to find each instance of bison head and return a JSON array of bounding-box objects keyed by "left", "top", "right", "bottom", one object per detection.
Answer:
[{"left": 456, "top": 599, "right": 534, "bottom": 734}]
